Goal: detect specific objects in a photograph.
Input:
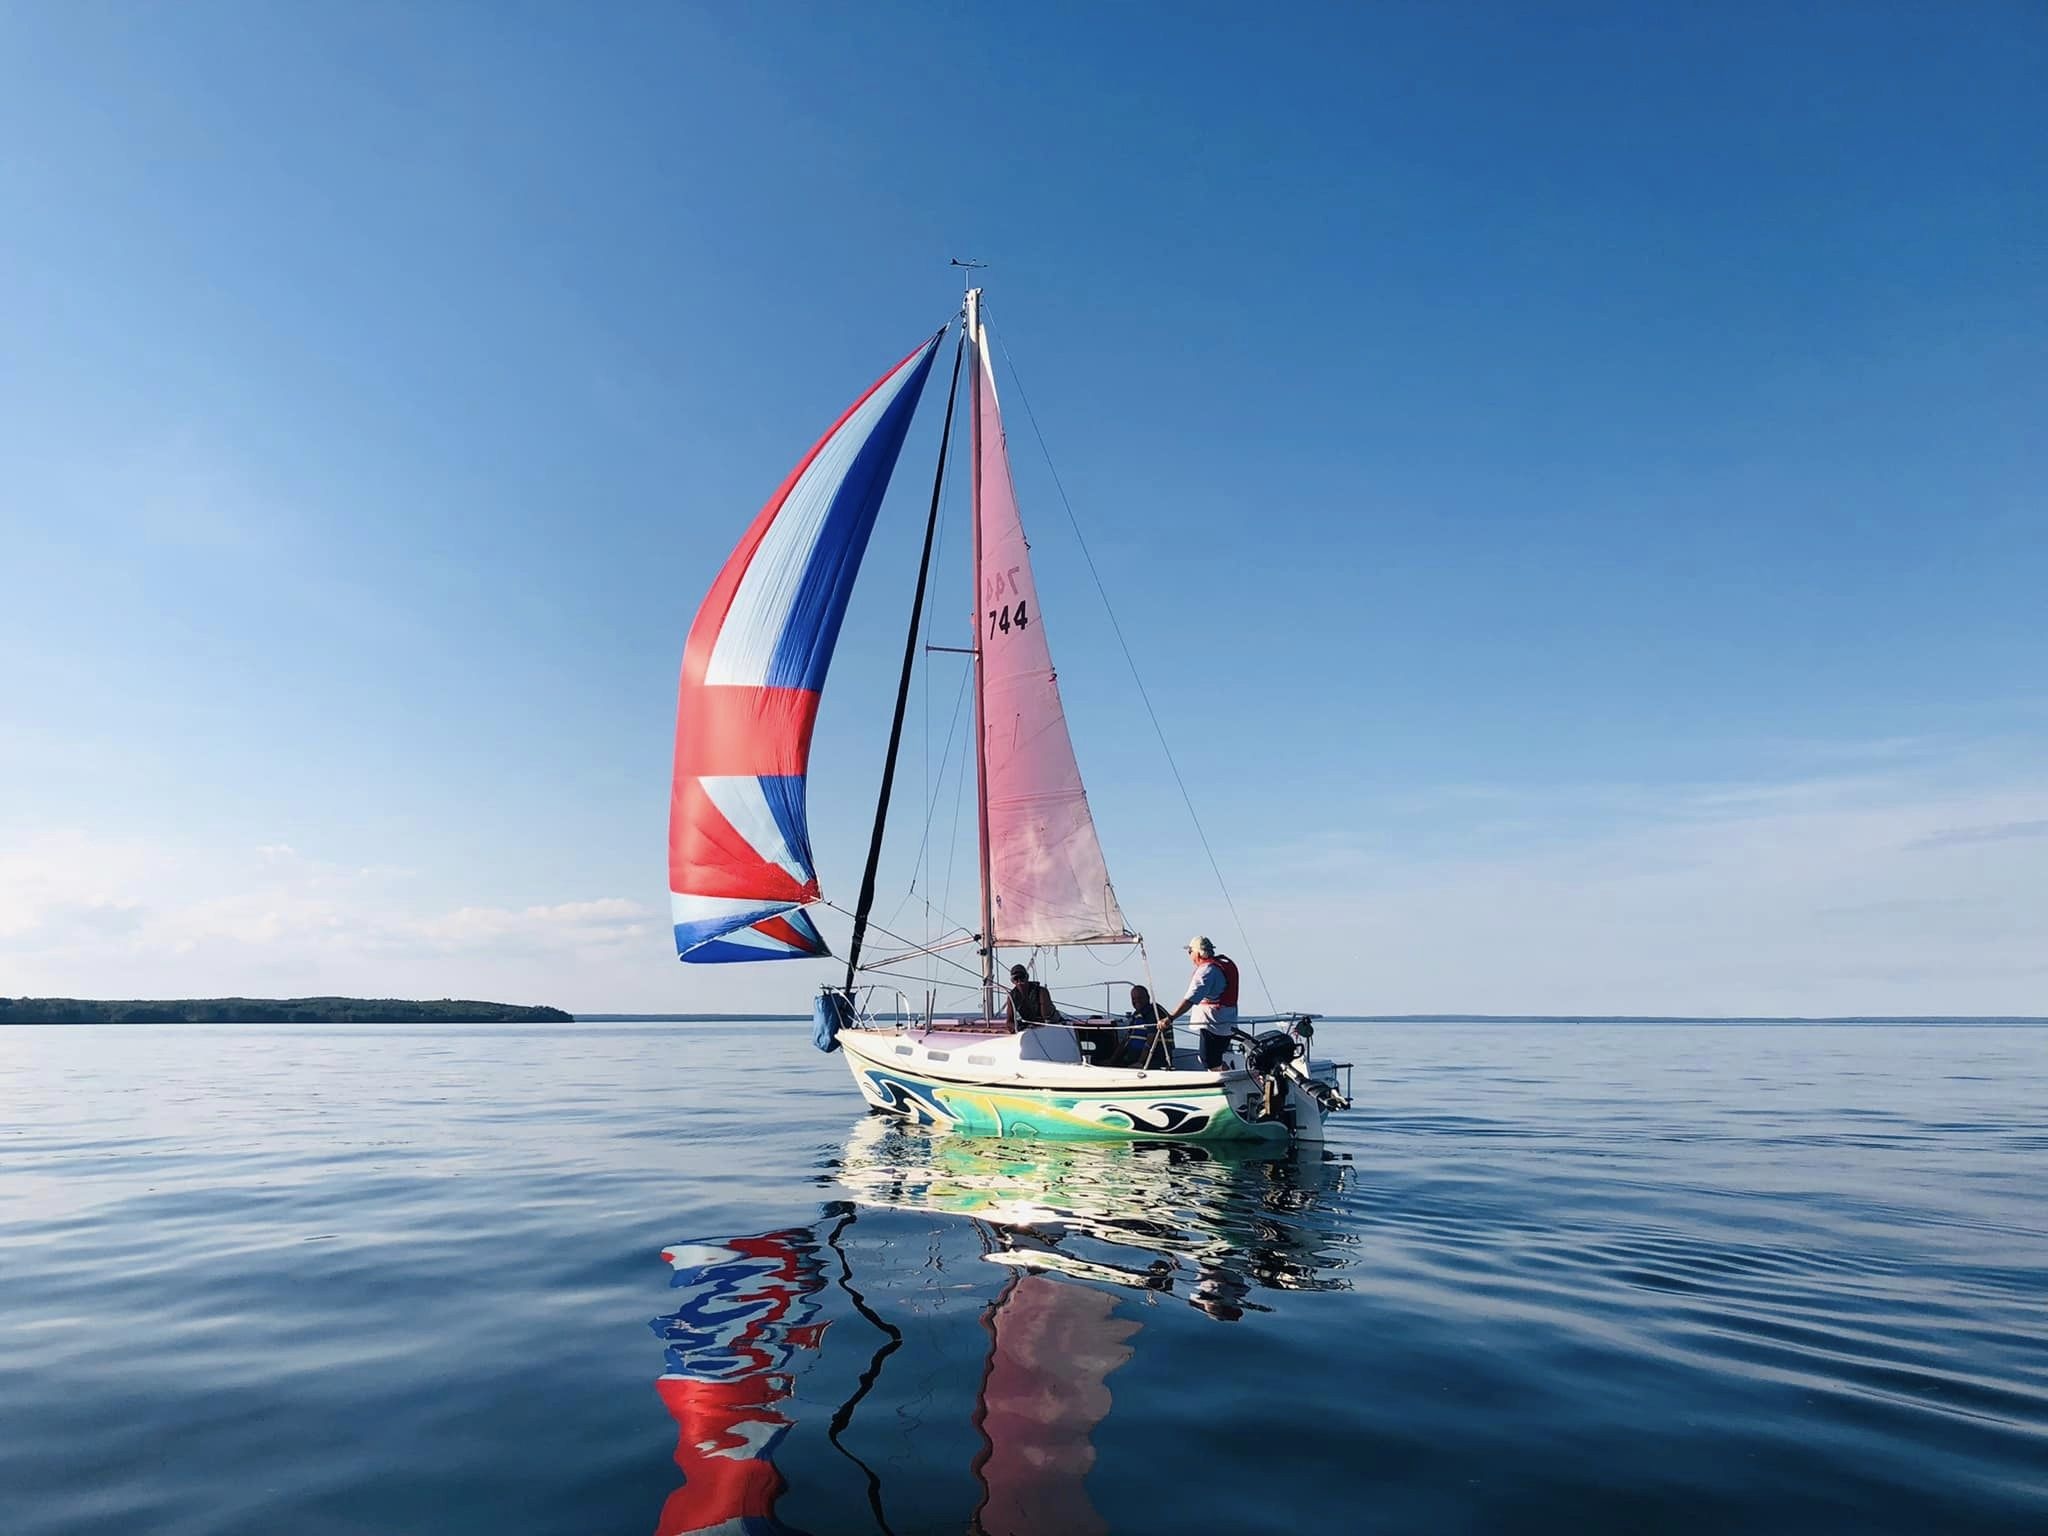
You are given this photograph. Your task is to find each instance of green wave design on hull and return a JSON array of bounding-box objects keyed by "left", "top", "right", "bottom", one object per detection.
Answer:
[{"left": 857, "top": 1065, "right": 1287, "bottom": 1143}]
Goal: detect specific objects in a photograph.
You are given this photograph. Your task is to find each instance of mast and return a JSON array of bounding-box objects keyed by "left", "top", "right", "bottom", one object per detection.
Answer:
[{"left": 967, "top": 286, "right": 997, "bottom": 1021}]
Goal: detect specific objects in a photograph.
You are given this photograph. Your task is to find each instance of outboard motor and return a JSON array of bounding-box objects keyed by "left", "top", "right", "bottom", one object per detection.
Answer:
[
  {"left": 1246, "top": 1029, "right": 1300, "bottom": 1076},
  {"left": 1234, "top": 1029, "right": 1299, "bottom": 1123},
  {"left": 1238, "top": 1017, "right": 1350, "bottom": 1125}
]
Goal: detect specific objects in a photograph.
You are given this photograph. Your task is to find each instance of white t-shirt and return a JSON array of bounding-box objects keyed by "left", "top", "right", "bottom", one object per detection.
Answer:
[{"left": 1180, "top": 960, "right": 1238, "bottom": 1035}]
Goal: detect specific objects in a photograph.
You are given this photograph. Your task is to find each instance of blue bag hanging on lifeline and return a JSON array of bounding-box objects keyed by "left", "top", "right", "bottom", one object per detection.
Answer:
[{"left": 812, "top": 990, "right": 853, "bottom": 1054}]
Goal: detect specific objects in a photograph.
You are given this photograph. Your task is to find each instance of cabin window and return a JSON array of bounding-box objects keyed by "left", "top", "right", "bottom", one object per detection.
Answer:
[
  {"left": 926, "top": 1051, "right": 950, "bottom": 1062},
  {"left": 967, "top": 1054, "right": 994, "bottom": 1066},
  {"left": 893, "top": 1045, "right": 913, "bottom": 1056}
]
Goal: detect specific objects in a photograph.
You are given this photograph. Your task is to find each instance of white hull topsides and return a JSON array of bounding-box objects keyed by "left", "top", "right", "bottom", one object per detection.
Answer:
[{"left": 837, "top": 1019, "right": 1350, "bottom": 1143}]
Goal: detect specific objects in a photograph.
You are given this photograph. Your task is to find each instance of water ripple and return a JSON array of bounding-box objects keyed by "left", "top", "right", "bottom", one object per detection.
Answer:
[{"left": 0, "top": 1020, "right": 2043, "bottom": 1533}]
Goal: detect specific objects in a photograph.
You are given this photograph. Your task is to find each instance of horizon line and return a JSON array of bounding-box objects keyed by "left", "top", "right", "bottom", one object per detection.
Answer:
[{"left": 571, "top": 1011, "right": 2048, "bottom": 1025}]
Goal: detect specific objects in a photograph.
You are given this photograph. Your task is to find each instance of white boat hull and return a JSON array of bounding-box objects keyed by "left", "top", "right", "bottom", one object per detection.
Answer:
[{"left": 837, "top": 1024, "right": 1341, "bottom": 1143}]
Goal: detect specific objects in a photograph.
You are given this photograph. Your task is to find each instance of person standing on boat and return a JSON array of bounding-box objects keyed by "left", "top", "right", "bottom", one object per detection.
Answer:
[
  {"left": 1159, "top": 936, "right": 1240, "bottom": 1070},
  {"left": 1004, "top": 964, "right": 1063, "bottom": 1031}
]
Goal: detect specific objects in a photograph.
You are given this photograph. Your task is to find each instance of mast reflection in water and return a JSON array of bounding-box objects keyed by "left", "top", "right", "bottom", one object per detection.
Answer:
[{"left": 649, "top": 1119, "right": 1355, "bottom": 1534}]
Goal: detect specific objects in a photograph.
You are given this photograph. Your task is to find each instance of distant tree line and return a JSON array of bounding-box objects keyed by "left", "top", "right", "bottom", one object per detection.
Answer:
[{"left": 0, "top": 997, "right": 574, "bottom": 1024}]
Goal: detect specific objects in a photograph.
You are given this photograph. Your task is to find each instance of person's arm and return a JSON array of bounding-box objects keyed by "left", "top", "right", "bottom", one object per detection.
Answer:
[
  {"left": 1161, "top": 966, "right": 1218, "bottom": 1026},
  {"left": 1149, "top": 1004, "right": 1173, "bottom": 1054}
]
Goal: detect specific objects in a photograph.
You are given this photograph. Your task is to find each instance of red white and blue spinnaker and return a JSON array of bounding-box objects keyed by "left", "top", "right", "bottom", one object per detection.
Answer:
[{"left": 668, "top": 333, "right": 943, "bottom": 963}]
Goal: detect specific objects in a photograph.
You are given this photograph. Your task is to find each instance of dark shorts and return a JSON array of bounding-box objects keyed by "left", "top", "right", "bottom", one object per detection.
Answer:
[{"left": 1199, "top": 1031, "right": 1231, "bottom": 1071}]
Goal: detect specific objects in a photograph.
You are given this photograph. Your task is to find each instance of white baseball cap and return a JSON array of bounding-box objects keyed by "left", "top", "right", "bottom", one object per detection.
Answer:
[{"left": 1186, "top": 934, "right": 1214, "bottom": 956}]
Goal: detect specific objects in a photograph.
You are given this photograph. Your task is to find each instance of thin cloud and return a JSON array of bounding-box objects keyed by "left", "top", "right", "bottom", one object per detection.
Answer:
[
  {"left": 1909, "top": 819, "right": 2048, "bottom": 851},
  {"left": 0, "top": 830, "right": 651, "bottom": 995},
  {"left": 407, "top": 899, "right": 654, "bottom": 952},
  {"left": 1219, "top": 769, "right": 2048, "bottom": 1016}
]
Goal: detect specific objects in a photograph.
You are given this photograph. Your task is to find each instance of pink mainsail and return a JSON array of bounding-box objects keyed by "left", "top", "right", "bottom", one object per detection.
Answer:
[{"left": 972, "top": 320, "right": 1133, "bottom": 947}]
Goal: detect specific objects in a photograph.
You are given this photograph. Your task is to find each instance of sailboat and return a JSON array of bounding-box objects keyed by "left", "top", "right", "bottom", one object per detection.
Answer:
[{"left": 669, "top": 287, "right": 1352, "bottom": 1142}]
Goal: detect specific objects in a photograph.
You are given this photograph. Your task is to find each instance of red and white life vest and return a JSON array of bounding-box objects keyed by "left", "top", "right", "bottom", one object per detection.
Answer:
[{"left": 1201, "top": 953, "right": 1240, "bottom": 1009}]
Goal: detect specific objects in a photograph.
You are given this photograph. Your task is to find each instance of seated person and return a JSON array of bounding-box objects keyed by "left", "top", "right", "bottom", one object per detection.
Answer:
[
  {"left": 1077, "top": 1018, "right": 1126, "bottom": 1066},
  {"left": 1075, "top": 992, "right": 1145, "bottom": 1068},
  {"left": 1121, "top": 985, "right": 1172, "bottom": 1068},
  {"left": 1004, "top": 964, "right": 1063, "bottom": 1032}
]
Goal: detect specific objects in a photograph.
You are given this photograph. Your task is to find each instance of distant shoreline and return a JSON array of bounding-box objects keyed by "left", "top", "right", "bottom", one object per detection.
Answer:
[{"left": 2, "top": 997, "right": 572, "bottom": 1024}]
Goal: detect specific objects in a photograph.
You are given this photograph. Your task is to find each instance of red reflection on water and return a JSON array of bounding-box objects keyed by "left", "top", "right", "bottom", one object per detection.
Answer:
[{"left": 651, "top": 1233, "right": 825, "bottom": 1536}]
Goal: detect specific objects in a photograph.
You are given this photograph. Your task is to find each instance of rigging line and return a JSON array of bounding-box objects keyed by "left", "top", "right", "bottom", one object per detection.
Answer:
[
  {"left": 822, "top": 1207, "right": 902, "bottom": 1536},
  {"left": 882, "top": 659, "right": 971, "bottom": 935},
  {"left": 844, "top": 327, "right": 965, "bottom": 990},
  {"left": 937, "top": 668, "right": 972, "bottom": 946},
  {"left": 921, "top": 457, "right": 931, "bottom": 946},
  {"left": 992, "top": 326, "right": 1276, "bottom": 1012},
  {"left": 853, "top": 948, "right": 983, "bottom": 986},
  {"left": 847, "top": 963, "right": 993, "bottom": 990},
  {"left": 928, "top": 420, "right": 968, "bottom": 979},
  {"left": 864, "top": 927, "right": 978, "bottom": 969},
  {"left": 865, "top": 919, "right": 976, "bottom": 956},
  {"left": 918, "top": 395, "right": 953, "bottom": 952},
  {"left": 820, "top": 900, "right": 984, "bottom": 981}
]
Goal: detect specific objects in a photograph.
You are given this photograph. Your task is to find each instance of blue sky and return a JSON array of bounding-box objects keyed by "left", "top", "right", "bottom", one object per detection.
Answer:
[{"left": 3, "top": 2, "right": 2042, "bottom": 1014}]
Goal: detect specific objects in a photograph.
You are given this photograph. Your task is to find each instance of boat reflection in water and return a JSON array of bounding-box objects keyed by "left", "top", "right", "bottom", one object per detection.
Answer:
[
  {"left": 833, "top": 1115, "right": 1355, "bottom": 1322},
  {"left": 649, "top": 1119, "right": 1354, "bottom": 1534}
]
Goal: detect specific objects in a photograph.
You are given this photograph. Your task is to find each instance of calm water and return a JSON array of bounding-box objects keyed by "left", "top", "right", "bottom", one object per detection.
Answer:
[{"left": 2, "top": 1022, "right": 2044, "bottom": 1534}]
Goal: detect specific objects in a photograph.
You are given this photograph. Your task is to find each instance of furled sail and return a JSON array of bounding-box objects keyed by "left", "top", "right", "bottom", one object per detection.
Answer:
[
  {"left": 670, "top": 334, "right": 943, "bottom": 962},
  {"left": 972, "top": 320, "right": 1133, "bottom": 946}
]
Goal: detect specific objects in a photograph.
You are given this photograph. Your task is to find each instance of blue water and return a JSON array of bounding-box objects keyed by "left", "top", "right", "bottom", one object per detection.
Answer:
[{"left": 2, "top": 1021, "right": 2043, "bottom": 1534}]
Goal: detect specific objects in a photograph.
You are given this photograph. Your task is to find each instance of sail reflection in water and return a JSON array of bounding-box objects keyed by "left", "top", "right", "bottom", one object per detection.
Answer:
[
  {"left": 972, "top": 1273, "right": 1136, "bottom": 1536},
  {"left": 649, "top": 1232, "right": 829, "bottom": 1536},
  {"left": 648, "top": 1122, "right": 1355, "bottom": 1533}
]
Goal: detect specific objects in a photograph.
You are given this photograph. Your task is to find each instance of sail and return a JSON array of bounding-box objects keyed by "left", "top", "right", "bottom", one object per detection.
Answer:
[
  {"left": 670, "top": 333, "right": 943, "bottom": 962},
  {"left": 973, "top": 326, "right": 1134, "bottom": 946}
]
